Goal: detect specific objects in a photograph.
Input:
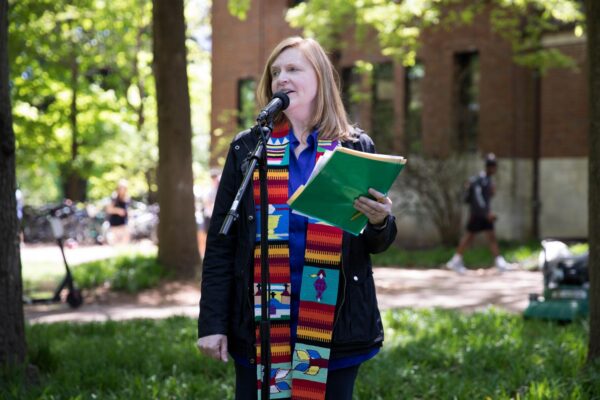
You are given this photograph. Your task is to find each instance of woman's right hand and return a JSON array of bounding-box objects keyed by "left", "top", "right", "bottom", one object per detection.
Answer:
[{"left": 196, "top": 334, "right": 229, "bottom": 362}]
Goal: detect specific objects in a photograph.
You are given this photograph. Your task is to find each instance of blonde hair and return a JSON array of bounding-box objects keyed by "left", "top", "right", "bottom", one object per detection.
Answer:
[{"left": 256, "top": 37, "right": 355, "bottom": 141}]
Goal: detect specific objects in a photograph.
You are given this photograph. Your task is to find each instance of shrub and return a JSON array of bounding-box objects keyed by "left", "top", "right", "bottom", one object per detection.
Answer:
[{"left": 73, "top": 254, "right": 168, "bottom": 293}]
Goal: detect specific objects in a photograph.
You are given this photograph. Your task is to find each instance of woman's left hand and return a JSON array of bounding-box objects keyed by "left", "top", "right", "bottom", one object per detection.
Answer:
[{"left": 353, "top": 188, "right": 392, "bottom": 226}]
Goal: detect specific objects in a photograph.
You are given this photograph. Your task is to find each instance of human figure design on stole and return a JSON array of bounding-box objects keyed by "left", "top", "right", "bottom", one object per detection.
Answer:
[{"left": 311, "top": 269, "right": 327, "bottom": 302}]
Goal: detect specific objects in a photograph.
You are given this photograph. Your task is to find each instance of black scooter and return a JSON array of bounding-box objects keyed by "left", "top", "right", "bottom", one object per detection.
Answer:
[{"left": 23, "top": 211, "right": 83, "bottom": 309}]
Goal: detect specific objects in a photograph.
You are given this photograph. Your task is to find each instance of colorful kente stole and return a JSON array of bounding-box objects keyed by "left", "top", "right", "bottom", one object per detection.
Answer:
[{"left": 253, "top": 125, "right": 343, "bottom": 400}]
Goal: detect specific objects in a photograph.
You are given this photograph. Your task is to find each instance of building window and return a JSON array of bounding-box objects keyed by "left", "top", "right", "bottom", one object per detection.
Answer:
[
  {"left": 371, "top": 62, "right": 395, "bottom": 152},
  {"left": 453, "top": 51, "right": 480, "bottom": 153},
  {"left": 237, "top": 78, "right": 256, "bottom": 128},
  {"left": 404, "top": 61, "right": 424, "bottom": 154}
]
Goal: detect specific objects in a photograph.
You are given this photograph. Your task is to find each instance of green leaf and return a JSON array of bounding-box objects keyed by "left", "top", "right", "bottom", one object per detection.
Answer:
[{"left": 227, "top": 0, "right": 251, "bottom": 21}]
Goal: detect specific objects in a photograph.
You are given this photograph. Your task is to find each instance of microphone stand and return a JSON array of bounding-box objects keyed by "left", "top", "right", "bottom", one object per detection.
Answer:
[{"left": 219, "top": 120, "right": 273, "bottom": 400}]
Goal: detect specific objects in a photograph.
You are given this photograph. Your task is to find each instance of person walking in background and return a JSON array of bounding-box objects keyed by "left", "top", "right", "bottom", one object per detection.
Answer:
[
  {"left": 196, "top": 169, "right": 221, "bottom": 258},
  {"left": 197, "top": 36, "right": 396, "bottom": 400},
  {"left": 105, "top": 179, "right": 130, "bottom": 245},
  {"left": 195, "top": 197, "right": 206, "bottom": 258},
  {"left": 202, "top": 169, "right": 220, "bottom": 234},
  {"left": 446, "top": 153, "right": 508, "bottom": 274},
  {"left": 16, "top": 187, "right": 24, "bottom": 243}
]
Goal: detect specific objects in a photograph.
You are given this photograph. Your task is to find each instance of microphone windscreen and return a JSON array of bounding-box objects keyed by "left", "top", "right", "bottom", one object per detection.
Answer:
[{"left": 272, "top": 91, "right": 290, "bottom": 110}]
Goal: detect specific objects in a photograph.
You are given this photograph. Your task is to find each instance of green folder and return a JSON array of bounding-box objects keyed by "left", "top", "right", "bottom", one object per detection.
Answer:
[{"left": 288, "top": 147, "right": 406, "bottom": 235}]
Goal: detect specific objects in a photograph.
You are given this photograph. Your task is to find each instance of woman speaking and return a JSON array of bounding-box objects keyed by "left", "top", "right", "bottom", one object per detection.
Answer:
[{"left": 197, "top": 36, "right": 397, "bottom": 400}]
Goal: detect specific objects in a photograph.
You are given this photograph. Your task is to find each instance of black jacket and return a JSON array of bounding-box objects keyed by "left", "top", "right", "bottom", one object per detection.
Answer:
[{"left": 198, "top": 129, "right": 397, "bottom": 364}]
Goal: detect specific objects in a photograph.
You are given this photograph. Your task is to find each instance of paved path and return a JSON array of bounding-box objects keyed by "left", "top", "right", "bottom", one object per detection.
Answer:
[
  {"left": 24, "top": 264, "right": 542, "bottom": 323},
  {"left": 373, "top": 267, "right": 540, "bottom": 313}
]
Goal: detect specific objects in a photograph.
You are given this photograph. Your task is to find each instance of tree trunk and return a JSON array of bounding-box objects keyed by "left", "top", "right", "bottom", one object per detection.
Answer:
[
  {"left": 145, "top": 168, "right": 158, "bottom": 204},
  {"left": 153, "top": 0, "right": 201, "bottom": 278},
  {"left": 63, "top": 28, "right": 87, "bottom": 202},
  {"left": 0, "top": 0, "right": 27, "bottom": 366},
  {"left": 585, "top": 0, "right": 600, "bottom": 362},
  {"left": 133, "top": 24, "right": 158, "bottom": 204},
  {"left": 63, "top": 172, "right": 87, "bottom": 202}
]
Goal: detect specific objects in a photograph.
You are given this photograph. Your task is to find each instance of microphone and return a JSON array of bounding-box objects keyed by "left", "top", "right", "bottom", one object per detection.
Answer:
[{"left": 256, "top": 91, "right": 290, "bottom": 124}]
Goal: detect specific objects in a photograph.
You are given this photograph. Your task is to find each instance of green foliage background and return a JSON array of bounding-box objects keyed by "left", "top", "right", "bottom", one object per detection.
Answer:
[
  {"left": 228, "top": 0, "right": 584, "bottom": 74},
  {"left": 9, "top": 0, "right": 212, "bottom": 205}
]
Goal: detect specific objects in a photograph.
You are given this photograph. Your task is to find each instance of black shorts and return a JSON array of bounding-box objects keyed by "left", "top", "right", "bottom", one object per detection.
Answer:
[{"left": 466, "top": 215, "right": 494, "bottom": 233}]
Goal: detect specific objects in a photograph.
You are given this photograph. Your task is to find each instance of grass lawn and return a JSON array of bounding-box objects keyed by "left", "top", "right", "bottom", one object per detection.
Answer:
[
  {"left": 3, "top": 309, "right": 598, "bottom": 399},
  {"left": 21, "top": 246, "right": 164, "bottom": 297},
  {"left": 372, "top": 241, "right": 589, "bottom": 270},
  {"left": 20, "top": 245, "right": 145, "bottom": 285}
]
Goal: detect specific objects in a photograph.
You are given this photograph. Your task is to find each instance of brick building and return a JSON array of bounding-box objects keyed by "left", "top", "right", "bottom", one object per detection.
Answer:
[{"left": 210, "top": 1, "right": 588, "bottom": 244}]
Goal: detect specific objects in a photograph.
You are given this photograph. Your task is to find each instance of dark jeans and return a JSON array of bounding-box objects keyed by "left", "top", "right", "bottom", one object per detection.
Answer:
[{"left": 234, "top": 363, "right": 360, "bottom": 400}]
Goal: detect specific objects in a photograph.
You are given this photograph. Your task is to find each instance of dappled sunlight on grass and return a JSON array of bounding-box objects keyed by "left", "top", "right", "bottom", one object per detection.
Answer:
[
  {"left": 356, "top": 308, "right": 596, "bottom": 399},
  {"left": 3, "top": 312, "right": 598, "bottom": 399}
]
